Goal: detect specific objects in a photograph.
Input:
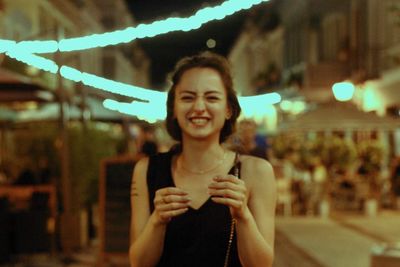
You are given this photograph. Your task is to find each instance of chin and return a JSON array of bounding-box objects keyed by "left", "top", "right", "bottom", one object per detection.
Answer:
[{"left": 184, "top": 128, "right": 222, "bottom": 141}]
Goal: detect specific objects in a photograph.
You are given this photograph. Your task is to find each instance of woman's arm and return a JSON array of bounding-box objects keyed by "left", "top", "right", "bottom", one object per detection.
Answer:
[
  {"left": 129, "top": 157, "right": 191, "bottom": 267},
  {"left": 235, "top": 157, "right": 276, "bottom": 267},
  {"left": 209, "top": 156, "right": 276, "bottom": 267},
  {"left": 129, "top": 157, "right": 166, "bottom": 267}
]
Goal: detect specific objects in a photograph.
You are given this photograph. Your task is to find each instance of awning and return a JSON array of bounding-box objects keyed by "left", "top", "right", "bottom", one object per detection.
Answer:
[
  {"left": 0, "top": 68, "right": 54, "bottom": 102},
  {"left": 15, "top": 96, "right": 127, "bottom": 123}
]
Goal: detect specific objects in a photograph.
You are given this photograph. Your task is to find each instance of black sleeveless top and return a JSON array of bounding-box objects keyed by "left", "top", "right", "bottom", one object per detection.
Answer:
[{"left": 147, "top": 150, "right": 242, "bottom": 267}]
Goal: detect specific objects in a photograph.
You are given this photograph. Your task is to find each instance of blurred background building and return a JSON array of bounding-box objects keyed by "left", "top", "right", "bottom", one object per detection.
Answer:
[{"left": 0, "top": 0, "right": 150, "bottom": 260}]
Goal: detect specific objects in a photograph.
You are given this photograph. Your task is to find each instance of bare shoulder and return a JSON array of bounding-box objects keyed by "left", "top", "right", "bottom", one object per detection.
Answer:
[
  {"left": 239, "top": 155, "right": 274, "bottom": 177},
  {"left": 239, "top": 155, "right": 275, "bottom": 187},
  {"left": 133, "top": 157, "right": 150, "bottom": 177}
]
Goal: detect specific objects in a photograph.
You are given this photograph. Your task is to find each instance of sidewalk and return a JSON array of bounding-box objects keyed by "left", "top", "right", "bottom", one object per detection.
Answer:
[
  {"left": 275, "top": 210, "right": 400, "bottom": 267},
  {"left": 332, "top": 210, "right": 400, "bottom": 243},
  {"left": 4, "top": 211, "right": 400, "bottom": 267}
]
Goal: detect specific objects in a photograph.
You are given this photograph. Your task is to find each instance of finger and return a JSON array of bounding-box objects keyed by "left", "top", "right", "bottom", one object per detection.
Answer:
[
  {"left": 211, "top": 197, "right": 242, "bottom": 209},
  {"left": 213, "top": 175, "right": 242, "bottom": 184},
  {"left": 163, "top": 194, "right": 191, "bottom": 204},
  {"left": 157, "top": 202, "right": 190, "bottom": 212},
  {"left": 208, "top": 188, "right": 245, "bottom": 201},
  {"left": 154, "top": 197, "right": 164, "bottom": 206},
  {"left": 208, "top": 181, "right": 244, "bottom": 193},
  {"left": 157, "top": 187, "right": 188, "bottom": 196},
  {"left": 154, "top": 194, "right": 191, "bottom": 208},
  {"left": 161, "top": 208, "right": 189, "bottom": 219}
]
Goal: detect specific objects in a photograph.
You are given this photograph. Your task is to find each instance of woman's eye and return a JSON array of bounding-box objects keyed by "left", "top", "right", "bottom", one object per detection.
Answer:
[
  {"left": 181, "top": 96, "right": 194, "bottom": 101},
  {"left": 207, "top": 96, "right": 219, "bottom": 101}
]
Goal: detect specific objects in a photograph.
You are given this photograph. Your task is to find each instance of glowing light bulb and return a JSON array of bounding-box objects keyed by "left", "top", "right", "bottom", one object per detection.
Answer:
[
  {"left": 206, "top": 39, "right": 216, "bottom": 48},
  {"left": 332, "top": 82, "right": 355, "bottom": 102}
]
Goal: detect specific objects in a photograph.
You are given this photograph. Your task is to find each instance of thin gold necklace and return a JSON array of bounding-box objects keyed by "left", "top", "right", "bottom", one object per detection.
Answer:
[{"left": 178, "top": 150, "right": 227, "bottom": 175}]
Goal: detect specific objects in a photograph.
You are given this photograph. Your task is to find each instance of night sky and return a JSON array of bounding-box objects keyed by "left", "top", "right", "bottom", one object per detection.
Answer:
[{"left": 124, "top": 0, "right": 249, "bottom": 88}]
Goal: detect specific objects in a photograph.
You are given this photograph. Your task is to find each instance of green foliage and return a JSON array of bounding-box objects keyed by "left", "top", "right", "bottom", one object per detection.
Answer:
[
  {"left": 12, "top": 122, "right": 60, "bottom": 177},
  {"left": 12, "top": 122, "right": 123, "bottom": 211},
  {"left": 324, "top": 136, "right": 357, "bottom": 173},
  {"left": 389, "top": 3, "right": 400, "bottom": 26},
  {"left": 271, "top": 134, "right": 300, "bottom": 160},
  {"left": 272, "top": 134, "right": 357, "bottom": 173},
  {"left": 357, "top": 140, "right": 384, "bottom": 174},
  {"left": 68, "top": 123, "right": 122, "bottom": 209}
]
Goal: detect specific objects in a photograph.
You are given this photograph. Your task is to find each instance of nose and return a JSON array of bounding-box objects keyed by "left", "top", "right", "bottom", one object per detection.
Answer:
[{"left": 193, "top": 96, "right": 206, "bottom": 113}]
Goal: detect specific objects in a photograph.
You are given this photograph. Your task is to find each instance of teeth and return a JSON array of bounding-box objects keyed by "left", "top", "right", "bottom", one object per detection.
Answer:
[{"left": 190, "top": 118, "right": 208, "bottom": 125}]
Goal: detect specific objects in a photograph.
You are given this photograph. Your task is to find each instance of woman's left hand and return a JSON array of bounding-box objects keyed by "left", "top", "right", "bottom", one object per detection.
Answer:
[{"left": 208, "top": 175, "right": 250, "bottom": 221}]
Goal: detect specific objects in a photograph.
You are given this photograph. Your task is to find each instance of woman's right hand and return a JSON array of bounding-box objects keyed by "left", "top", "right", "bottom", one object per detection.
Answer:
[{"left": 153, "top": 187, "right": 191, "bottom": 225}]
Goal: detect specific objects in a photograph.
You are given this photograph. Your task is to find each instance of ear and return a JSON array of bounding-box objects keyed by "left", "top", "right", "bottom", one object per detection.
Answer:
[{"left": 225, "top": 107, "right": 232, "bottom": 120}]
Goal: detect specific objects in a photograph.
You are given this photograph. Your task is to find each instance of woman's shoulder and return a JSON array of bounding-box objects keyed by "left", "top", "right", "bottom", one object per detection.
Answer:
[
  {"left": 238, "top": 154, "right": 275, "bottom": 182},
  {"left": 135, "top": 150, "right": 175, "bottom": 177},
  {"left": 239, "top": 154, "right": 273, "bottom": 171},
  {"left": 237, "top": 154, "right": 276, "bottom": 199},
  {"left": 134, "top": 156, "right": 149, "bottom": 176}
]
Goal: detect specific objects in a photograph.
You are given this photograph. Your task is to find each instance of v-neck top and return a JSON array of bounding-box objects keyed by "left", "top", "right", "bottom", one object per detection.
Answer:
[{"left": 147, "top": 150, "right": 242, "bottom": 267}]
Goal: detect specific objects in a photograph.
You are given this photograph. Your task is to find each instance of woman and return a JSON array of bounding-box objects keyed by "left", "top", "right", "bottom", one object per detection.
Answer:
[{"left": 129, "top": 52, "right": 276, "bottom": 267}]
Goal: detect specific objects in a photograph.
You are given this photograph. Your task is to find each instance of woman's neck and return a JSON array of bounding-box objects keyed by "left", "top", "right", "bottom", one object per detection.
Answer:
[{"left": 179, "top": 141, "right": 226, "bottom": 173}]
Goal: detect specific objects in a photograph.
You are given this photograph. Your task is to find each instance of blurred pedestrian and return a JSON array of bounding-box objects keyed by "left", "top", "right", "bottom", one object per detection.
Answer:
[
  {"left": 140, "top": 125, "right": 159, "bottom": 157},
  {"left": 14, "top": 158, "right": 36, "bottom": 185},
  {"left": 236, "top": 119, "right": 269, "bottom": 160},
  {"left": 129, "top": 52, "right": 276, "bottom": 267},
  {"left": 308, "top": 157, "right": 328, "bottom": 215}
]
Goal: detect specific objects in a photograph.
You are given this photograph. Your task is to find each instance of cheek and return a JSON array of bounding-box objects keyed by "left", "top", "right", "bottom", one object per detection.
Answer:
[
  {"left": 174, "top": 105, "right": 190, "bottom": 125},
  {"left": 173, "top": 100, "right": 181, "bottom": 117},
  {"left": 174, "top": 104, "right": 185, "bottom": 117}
]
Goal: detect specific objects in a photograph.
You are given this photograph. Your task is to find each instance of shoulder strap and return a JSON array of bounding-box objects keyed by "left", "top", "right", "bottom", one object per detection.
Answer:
[
  {"left": 225, "top": 152, "right": 240, "bottom": 267},
  {"left": 233, "top": 152, "right": 241, "bottom": 178}
]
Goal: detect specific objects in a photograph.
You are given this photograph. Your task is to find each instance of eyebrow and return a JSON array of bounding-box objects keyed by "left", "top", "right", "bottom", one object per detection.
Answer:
[{"left": 178, "top": 90, "right": 223, "bottom": 95}]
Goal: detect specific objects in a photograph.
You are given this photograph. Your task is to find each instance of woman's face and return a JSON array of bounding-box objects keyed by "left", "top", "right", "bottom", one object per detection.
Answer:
[{"left": 174, "top": 67, "right": 230, "bottom": 142}]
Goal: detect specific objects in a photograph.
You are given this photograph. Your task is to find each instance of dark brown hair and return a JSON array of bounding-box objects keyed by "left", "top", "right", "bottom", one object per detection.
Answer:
[{"left": 166, "top": 51, "right": 241, "bottom": 143}]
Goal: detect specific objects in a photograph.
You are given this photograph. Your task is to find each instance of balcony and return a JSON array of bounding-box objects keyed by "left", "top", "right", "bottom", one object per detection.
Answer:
[{"left": 302, "top": 61, "right": 350, "bottom": 102}]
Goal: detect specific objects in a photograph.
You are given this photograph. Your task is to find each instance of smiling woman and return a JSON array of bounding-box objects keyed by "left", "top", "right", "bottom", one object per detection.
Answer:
[
  {"left": 173, "top": 68, "right": 229, "bottom": 141},
  {"left": 129, "top": 52, "right": 277, "bottom": 267},
  {"left": 166, "top": 52, "right": 240, "bottom": 144}
]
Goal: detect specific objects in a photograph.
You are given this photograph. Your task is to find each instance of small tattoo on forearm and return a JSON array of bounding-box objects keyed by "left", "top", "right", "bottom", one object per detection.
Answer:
[{"left": 131, "top": 180, "right": 139, "bottom": 197}]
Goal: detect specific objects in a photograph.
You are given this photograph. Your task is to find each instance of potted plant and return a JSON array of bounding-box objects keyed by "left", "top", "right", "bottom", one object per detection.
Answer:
[{"left": 68, "top": 122, "right": 123, "bottom": 246}]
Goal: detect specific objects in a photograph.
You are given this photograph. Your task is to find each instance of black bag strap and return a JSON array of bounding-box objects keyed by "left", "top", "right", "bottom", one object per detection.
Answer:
[
  {"left": 233, "top": 152, "right": 240, "bottom": 178},
  {"left": 224, "top": 152, "right": 240, "bottom": 267}
]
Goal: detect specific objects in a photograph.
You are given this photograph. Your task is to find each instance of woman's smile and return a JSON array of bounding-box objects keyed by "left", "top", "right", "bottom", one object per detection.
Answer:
[{"left": 188, "top": 117, "right": 210, "bottom": 127}]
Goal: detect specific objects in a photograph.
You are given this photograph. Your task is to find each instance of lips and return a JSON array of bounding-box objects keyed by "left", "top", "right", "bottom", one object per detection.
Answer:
[{"left": 189, "top": 117, "right": 210, "bottom": 126}]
